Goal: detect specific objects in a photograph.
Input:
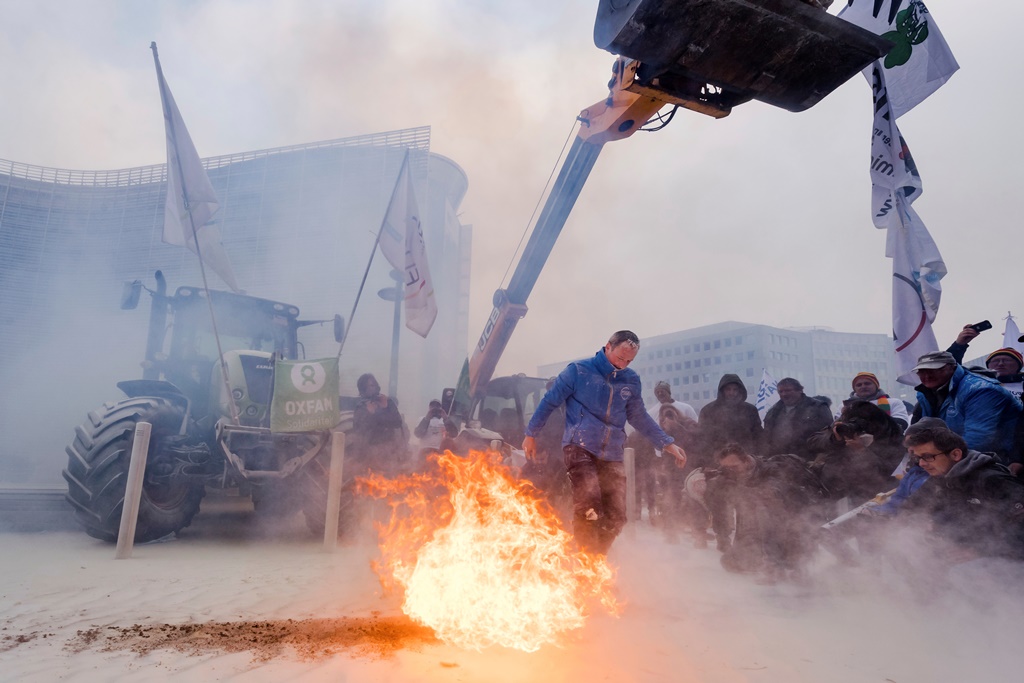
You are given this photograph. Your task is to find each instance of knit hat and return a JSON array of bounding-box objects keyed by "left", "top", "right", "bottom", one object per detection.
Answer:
[
  {"left": 851, "top": 371, "right": 879, "bottom": 390},
  {"left": 985, "top": 348, "right": 1023, "bottom": 371}
]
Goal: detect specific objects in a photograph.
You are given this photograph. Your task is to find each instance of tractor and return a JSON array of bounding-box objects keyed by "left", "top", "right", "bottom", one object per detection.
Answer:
[{"left": 62, "top": 271, "right": 350, "bottom": 542}]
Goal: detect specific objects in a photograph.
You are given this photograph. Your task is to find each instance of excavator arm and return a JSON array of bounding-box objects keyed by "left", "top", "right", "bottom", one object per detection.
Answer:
[{"left": 452, "top": 0, "right": 891, "bottom": 419}]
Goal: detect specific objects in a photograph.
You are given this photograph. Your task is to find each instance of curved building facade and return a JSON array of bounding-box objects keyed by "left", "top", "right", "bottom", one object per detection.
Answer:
[{"left": 0, "top": 127, "right": 472, "bottom": 485}]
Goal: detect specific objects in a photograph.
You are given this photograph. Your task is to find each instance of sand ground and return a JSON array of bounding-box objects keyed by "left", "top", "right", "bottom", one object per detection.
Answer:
[{"left": 1, "top": 495, "right": 1020, "bottom": 682}]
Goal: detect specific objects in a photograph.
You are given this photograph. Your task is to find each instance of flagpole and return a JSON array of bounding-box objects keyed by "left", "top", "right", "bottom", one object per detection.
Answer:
[
  {"left": 151, "top": 42, "right": 239, "bottom": 425},
  {"left": 335, "top": 149, "right": 410, "bottom": 361}
]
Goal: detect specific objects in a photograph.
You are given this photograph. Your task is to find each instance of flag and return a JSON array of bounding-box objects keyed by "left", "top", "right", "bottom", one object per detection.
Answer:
[
  {"left": 152, "top": 43, "right": 239, "bottom": 292},
  {"left": 839, "top": 0, "right": 959, "bottom": 119},
  {"left": 379, "top": 153, "right": 437, "bottom": 337},
  {"left": 755, "top": 369, "right": 779, "bottom": 424},
  {"left": 838, "top": 3, "right": 957, "bottom": 383},
  {"left": 1003, "top": 314, "right": 1024, "bottom": 354}
]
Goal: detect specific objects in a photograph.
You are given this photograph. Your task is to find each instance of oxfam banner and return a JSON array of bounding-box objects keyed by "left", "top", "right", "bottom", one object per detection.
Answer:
[{"left": 270, "top": 358, "right": 340, "bottom": 432}]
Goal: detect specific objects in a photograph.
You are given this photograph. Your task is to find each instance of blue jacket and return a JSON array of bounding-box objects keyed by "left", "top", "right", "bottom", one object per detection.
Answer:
[
  {"left": 915, "top": 364, "right": 1023, "bottom": 458},
  {"left": 526, "top": 349, "right": 674, "bottom": 461}
]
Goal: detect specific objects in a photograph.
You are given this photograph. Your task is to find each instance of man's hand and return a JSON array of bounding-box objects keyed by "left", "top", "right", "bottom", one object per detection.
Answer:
[
  {"left": 522, "top": 435, "right": 538, "bottom": 462},
  {"left": 664, "top": 443, "right": 687, "bottom": 469},
  {"left": 1009, "top": 462, "right": 1023, "bottom": 478},
  {"left": 955, "top": 324, "right": 980, "bottom": 346}
]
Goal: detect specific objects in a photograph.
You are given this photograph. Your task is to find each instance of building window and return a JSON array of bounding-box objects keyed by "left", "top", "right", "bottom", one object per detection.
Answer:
[
  {"left": 683, "top": 377, "right": 690, "bottom": 385},
  {"left": 714, "top": 340, "right": 721, "bottom": 349},
  {"left": 735, "top": 336, "right": 743, "bottom": 345},
  {"left": 714, "top": 356, "right": 722, "bottom": 365},
  {"left": 684, "top": 360, "right": 691, "bottom": 369},
  {"left": 674, "top": 347, "right": 681, "bottom": 356},
  {"left": 673, "top": 377, "right": 680, "bottom": 385},
  {"left": 656, "top": 350, "right": 663, "bottom": 358},
  {"left": 675, "top": 362, "right": 681, "bottom": 370},
  {"left": 682, "top": 392, "right": 690, "bottom": 400},
  {"left": 703, "top": 342, "right": 711, "bottom": 351},
  {"left": 703, "top": 390, "right": 711, "bottom": 399},
  {"left": 746, "top": 368, "right": 754, "bottom": 377},
  {"left": 703, "top": 358, "right": 711, "bottom": 366},
  {"left": 684, "top": 345, "right": 691, "bottom": 353},
  {"left": 725, "top": 338, "right": 732, "bottom": 347},
  {"left": 747, "top": 351, "right": 755, "bottom": 360}
]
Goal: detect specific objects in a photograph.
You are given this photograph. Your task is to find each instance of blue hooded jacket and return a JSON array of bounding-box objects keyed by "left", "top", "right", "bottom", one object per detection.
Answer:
[
  {"left": 916, "top": 364, "right": 1023, "bottom": 458},
  {"left": 526, "top": 348, "right": 674, "bottom": 461}
]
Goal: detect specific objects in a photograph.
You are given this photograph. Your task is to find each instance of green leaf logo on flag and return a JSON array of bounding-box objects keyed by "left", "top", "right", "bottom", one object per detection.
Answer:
[{"left": 270, "top": 358, "right": 340, "bottom": 432}]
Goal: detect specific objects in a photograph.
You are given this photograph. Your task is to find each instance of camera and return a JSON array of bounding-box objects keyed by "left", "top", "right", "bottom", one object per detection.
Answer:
[{"left": 834, "top": 419, "right": 868, "bottom": 441}]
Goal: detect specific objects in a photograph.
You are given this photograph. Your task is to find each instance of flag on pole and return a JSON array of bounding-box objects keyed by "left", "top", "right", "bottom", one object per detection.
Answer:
[
  {"left": 839, "top": 0, "right": 959, "bottom": 118},
  {"left": 379, "top": 153, "right": 437, "bottom": 337},
  {"left": 152, "top": 44, "right": 239, "bottom": 293},
  {"left": 838, "top": 2, "right": 957, "bottom": 384},
  {"left": 1003, "top": 314, "right": 1024, "bottom": 354},
  {"left": 755, "top": 369, "right": 779, "bottom": 424}
]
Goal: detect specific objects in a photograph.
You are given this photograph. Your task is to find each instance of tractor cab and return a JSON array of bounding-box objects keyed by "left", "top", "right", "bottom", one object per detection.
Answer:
[{"left": 594, "top": 0, "right": 892, "bottom": 117}]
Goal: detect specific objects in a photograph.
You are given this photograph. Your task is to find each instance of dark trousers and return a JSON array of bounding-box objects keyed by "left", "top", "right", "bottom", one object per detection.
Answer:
[{"left": 563, "top": 444, "right": 627, "bottom": 555}]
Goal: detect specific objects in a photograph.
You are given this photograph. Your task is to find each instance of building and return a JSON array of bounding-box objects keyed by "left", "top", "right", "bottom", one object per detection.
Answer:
[
  {"left": 537, "top": 321, "right": 906, "bottom": 413},
  {"left": 0, "top": 127, "right": 471, "bottom": 485}
]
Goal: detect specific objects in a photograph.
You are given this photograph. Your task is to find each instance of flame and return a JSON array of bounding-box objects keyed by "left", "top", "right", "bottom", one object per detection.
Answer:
[{"left": 359, "top": 450, "right": 619, "bottom": 652}]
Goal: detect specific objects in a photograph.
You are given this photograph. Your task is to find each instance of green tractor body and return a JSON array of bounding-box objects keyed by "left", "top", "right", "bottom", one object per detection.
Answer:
[{"left": 63, "top": 271, "right": 349, "bottom": 543}]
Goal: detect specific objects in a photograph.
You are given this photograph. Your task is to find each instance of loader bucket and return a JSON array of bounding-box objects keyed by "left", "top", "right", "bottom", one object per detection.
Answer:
[{"left": 594, "top": 0, "right": 892, "bottom": 112}]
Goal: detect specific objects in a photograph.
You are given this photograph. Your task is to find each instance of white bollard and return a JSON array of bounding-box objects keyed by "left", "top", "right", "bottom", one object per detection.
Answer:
[
  {"left": 323, "top": 431, "right": 346, "bottom": 551},
  {"left": 623, "top": 446, "right": 637, "bottom": 536},
  {"left": 115, "top": 421, "right": 152, "bottom": 560}
]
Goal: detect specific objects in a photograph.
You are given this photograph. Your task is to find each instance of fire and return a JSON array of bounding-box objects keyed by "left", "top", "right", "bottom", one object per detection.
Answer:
[{"left": 359, "top": 450, "right": 619, "bottom": 652}]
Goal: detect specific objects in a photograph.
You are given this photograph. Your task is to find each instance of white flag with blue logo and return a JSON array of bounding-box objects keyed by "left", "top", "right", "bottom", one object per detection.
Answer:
[{"left": 755, "top": 369, "right": 779, "bottom": 424}]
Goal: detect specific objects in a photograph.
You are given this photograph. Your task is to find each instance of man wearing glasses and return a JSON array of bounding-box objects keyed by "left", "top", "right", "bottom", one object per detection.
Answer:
[
  {"left": 902, "top": 424, "right": 1024, "bottom": 563},
  {"left": 523, "top": 330, "right": 687, "bottom": 554}
]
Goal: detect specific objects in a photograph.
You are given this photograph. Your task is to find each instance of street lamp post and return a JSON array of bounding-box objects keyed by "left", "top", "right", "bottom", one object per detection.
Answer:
[{"left": 377, "top": 269, "right": 404, "bottom": 399}]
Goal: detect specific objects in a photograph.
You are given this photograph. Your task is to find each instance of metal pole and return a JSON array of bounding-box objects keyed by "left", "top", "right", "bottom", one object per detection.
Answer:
[
  {"left": 115, "top": 422, "right": 152, "bottom": 559},
  {"left": 323, "top": 431, "right": 346, "bottom": 551},
  {"left": 388, "top": 271, "right": 402, "bottom": 399},
  {"left": 623, "top": 446, "right": 636, "bottom": 539}
]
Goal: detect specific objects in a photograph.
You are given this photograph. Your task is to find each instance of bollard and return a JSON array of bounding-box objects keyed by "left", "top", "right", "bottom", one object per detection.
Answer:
[
  {"left": 623, "top": 446, "right": 636, "bottom": 538},
  {"left": 115, "top": 421, "right": 152, "bottom": 559},
  {"left": 323, "top": 431, "right": 346, "bottom": 551}
]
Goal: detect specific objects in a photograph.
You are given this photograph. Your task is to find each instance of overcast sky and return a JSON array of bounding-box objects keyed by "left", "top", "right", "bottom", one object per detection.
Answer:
[{"left": 0, "top": 0, "right": 1019, "bottom": 378}]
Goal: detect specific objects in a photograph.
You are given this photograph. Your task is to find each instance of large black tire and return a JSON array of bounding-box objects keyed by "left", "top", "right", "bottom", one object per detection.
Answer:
[
  {"left": 299, "top": 448, "right": 362, "bottom": 539},
  {"left": 63, "top": 397, "right": 205, "bottom": 543}
]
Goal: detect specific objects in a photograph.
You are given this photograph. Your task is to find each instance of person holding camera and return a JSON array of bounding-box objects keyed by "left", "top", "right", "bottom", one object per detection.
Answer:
[
  {"left": 807, "top": 400, "right": 904, "bottom": 509},
  {"left": 413, "top": 399, "right": 458, "bottom": 455}
]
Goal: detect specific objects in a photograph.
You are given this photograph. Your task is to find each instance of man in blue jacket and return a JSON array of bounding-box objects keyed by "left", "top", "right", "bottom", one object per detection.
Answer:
[
  {"left": 912, "top": 351, "right": 1022, "bottom": 462},
  {"left": 523, "top": 330, "right": 687, "bottom": 554}
]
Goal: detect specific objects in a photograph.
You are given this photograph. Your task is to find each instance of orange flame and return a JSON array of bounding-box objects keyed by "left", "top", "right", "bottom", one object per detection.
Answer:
[{"left": 359, "top": 450, "right": 619, "bottom": 652}]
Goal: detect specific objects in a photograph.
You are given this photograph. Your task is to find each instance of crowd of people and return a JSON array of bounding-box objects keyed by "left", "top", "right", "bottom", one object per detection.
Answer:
[
  {"left": 610, "top": 324, "right": 1024, "bottom": 585},
  {"left": 345, "top": 324, "right": 1024, "bottom": 587}
]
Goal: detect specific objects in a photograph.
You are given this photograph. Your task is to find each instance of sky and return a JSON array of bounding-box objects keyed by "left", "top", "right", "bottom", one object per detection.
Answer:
[{"left": 0, "top": 0, "right": 1021, "bottom": 378}]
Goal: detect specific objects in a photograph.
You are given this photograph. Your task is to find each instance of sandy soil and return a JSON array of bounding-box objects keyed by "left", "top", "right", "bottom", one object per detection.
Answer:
[{"left": 1, "top": 497, "right": 1021, "bottom": 682}]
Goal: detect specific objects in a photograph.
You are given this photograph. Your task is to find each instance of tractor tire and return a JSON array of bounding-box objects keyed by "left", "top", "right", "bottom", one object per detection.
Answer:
[
  {"left": 63, "top": 397, "right": 205, "bottom": 543},
  {"left": 298, "top": 448, "right": 362, "bottom": 539}
]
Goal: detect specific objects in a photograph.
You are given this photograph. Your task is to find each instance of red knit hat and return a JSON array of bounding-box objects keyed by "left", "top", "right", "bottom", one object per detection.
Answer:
[
  {"left": 851, "top": 371, "right": 879, "bottom": 389},
  {"left": 986, "top": 348, "right": 1024, "bottom": 371}
]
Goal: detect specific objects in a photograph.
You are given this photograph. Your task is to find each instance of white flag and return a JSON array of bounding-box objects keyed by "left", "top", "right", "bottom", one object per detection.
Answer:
[
  {"left": 1003, "top": 315, "right": 1024, "bottom": 354},
  {"left": 755, "top": 369, "right": 779, "bottom": 424},
  {"left": 152, "top": 44, "right": 239, "bottom": 293},
  {"left": 839, "top": 0, "right": 959, "bottom": 119},
  {"left": 379, "top": 154, "right": 437, "bottom": 338}
]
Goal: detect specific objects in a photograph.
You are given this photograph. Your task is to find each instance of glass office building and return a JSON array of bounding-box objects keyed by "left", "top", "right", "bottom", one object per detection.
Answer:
[{"left": 0, "top": 127, "right": 472, "bottom": 485}]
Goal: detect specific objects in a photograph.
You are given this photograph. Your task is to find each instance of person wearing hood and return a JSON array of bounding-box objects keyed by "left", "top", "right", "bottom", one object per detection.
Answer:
[
  {"left": 901, "top": 424, "right": 1024, "bottom": 563},
  {"left": 523, "top": 330, "right": 687, "bottom": 555},
  {"left": 838, "top": 372, "right": 909, "bottom": 431},
  {"left": 698, "top": 374, "right": 763, "bottom": 455},
  {"left": 696, "top": 374, "right": 763, "bottom": 553}
]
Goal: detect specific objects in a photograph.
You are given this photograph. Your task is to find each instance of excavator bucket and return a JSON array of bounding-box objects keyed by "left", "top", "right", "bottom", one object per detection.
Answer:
[{"left": 594, "top": 0, "right": 893, "bottom": 113}]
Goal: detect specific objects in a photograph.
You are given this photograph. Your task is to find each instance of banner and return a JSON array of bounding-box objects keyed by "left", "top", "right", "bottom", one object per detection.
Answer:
[
  {"left": 379, "top": 153, "right": 438, "bottom": 337},
  {"left": 152, "top": 44, "right": 239, "bottom": 292},
  {"left": 755, "top": 369, "right": 779, "bottom": 424},
  {"left": 838, "top": 3, "right": 957, "bottom": 384},
  {"left": 839, "top": 0, "right": 959, "bottom": 118},
  {"left": 270, "top": 357, "right": 340, "bottom": 432}
]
